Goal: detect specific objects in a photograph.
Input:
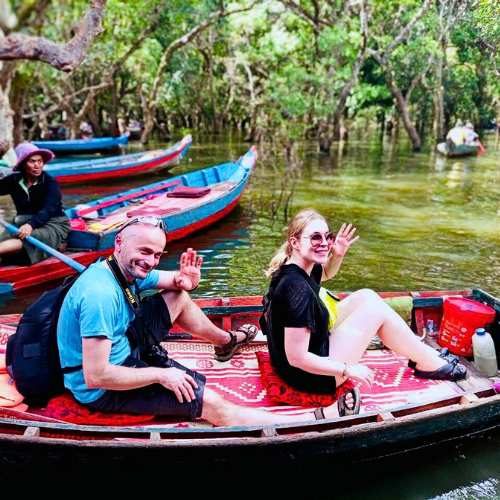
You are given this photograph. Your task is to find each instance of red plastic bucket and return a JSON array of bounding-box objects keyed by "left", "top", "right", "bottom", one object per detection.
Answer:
[{"left": 438, "top": 297, "right": 496, "bottom": 356}]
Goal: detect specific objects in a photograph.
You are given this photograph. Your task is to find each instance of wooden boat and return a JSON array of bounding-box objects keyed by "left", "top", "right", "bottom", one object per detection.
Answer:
[
  {"left": 33, "top": 134, "right": 129, "bottom": 155},
  {"left": 0, "top": 288, "right": 499, "bottom": 471},
  {"left": 0, "top": 148, "right": 256, "bottom": 294},
  {"left": 65, "top": 146, "right": 257, "bottom": 251},
  {"left": 44, "top": 135, "right": 192, "bottom": 184},
  {"left": 436, "top": 142, "right": 479, "bottom": 157}
]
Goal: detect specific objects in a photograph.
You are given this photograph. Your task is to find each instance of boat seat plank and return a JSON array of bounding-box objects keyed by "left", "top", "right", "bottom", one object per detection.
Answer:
[
  {"left": 23, "top": 426, "right": 40, "bottom": 437},
  {"left": 149, "top": 432, "right": 162, "bottom": 441},
  {"left": 460, "top": 393, "right": 480, "bottom": 405},
  {"left": 376, "top": 412, "right": 395, "bottom": 422}
]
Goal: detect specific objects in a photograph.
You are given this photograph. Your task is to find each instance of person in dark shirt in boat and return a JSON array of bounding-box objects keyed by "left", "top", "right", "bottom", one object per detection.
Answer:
[
  {"left": 57, "top": 218, "right": 344, "bottom": 425},
  {"left": 0, "top": 142, "right": 70, "bottom": 265},
  {"left": 261, "top": 209, "right": 467, "bottom": 398}
]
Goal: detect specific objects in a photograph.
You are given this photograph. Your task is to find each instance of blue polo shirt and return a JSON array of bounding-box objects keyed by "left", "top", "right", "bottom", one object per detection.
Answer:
[{"left": 57, "top": 261, "right": 160, "bottom": 403}]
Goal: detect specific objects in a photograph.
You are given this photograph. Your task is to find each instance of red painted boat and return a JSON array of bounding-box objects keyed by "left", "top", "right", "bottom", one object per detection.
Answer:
[
  {"left": 0, "top": 288, "right": 498, "bottom": 472},
  {"left": 45, "top": 135, "right": 192, "bottom": 184}
]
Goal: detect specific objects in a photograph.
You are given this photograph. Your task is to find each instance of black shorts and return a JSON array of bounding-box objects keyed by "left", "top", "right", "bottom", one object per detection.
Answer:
[{"left": 86, "top": 294, "right": 206, "bottom": 420}]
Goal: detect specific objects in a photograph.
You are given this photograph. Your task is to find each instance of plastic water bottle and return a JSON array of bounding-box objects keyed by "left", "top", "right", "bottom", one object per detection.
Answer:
[
  {"left": 472, "top": 328, "right": 498, "bottom": 377},
  {"left": 426, "top": 319, "right": 436, "bottom": 338}
]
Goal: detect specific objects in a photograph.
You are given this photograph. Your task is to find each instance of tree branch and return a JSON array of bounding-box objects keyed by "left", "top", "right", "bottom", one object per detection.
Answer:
[
  {"left": 22, "top": 80, "right": 111, "bottom": 119},
  {"left": 148, "top": 1, "right": 258, "bottom": 110},
  {"left": 0, "top": 0, "right": 107, "bottom": 72},
  {"left": 110, "top": 4, "right": 164, "bottom": 75},
  {"left": 372, "top": 0, "right": 433, "bottom": 64},
  {"left": 280, "top": 0, "right": 332, "bottom": 31}
]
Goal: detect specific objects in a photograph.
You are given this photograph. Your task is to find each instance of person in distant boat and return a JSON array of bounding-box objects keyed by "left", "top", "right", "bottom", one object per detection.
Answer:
[
  {"left": 463, "top": 121, "right": 479, "bottom": 146},
  {"left": 79, "top": 121, "right": 94, "bottom": 140},
  {"left": 0, "top": 142, "right": 70, "bottom": 265},
  {"left": 446, "top": 120, "right": 467, "bottom": 148},
  {"left": 56, "top": 218, "right": 345, "bottom": 425},
  {"left": 261, "top": 209, "right": 466, "bottom": 399}
]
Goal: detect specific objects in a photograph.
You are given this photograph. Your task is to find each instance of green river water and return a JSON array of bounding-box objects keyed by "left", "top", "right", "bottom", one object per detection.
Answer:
[{"left": 0, "top": 133, "right": 498, "bottom": 495}]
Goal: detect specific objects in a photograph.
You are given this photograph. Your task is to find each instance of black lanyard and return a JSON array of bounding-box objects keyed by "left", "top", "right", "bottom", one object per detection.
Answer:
[{"left": 105, "top": 255, "right": 141, "bottom": 313}]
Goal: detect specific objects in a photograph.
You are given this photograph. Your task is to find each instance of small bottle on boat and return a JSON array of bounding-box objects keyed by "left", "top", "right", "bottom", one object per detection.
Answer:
[
  {"left": 426, "top": 319, "right": 436, "bottom": 338},
  {"left": 472, "top": 328, "right": 498, "bottom": 377}
]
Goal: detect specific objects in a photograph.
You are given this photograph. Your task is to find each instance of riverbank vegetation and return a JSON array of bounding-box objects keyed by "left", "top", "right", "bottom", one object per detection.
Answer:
[{"left": 1, "top": 0, "right": 498, "bottom": 153}]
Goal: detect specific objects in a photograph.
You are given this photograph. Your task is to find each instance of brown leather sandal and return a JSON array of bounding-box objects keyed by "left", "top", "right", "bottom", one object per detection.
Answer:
[{"left": 214, "top": 324, "right": 259, "bottom": 362}]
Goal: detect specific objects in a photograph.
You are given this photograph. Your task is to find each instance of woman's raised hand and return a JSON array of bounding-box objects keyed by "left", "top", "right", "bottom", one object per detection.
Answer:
[{"left": 332, "top": 223, "right": 359, "bottom": 257}]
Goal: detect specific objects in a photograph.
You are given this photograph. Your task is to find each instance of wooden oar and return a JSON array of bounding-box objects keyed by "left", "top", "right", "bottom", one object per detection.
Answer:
[{"left": 0, "top": 219, "right": 86, "bottom": 273}]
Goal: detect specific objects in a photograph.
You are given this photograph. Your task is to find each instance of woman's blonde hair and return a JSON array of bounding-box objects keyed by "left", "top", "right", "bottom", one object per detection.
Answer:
[{"left": 265, "top": 208, "right": 327, "bottom": 278}]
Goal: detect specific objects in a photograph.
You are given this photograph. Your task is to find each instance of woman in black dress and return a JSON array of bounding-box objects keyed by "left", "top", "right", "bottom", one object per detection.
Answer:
[{"left": 262, "top": 209, "right": 466, "bottom": 398}]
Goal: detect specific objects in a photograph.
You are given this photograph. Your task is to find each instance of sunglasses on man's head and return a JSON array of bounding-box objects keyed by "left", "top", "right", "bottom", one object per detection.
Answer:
[
  {"left": 302, "top": 231, "right": 335, "bottom": 248},
  {"left": 117, "top": 216, "right": 166, "bottom": 234}
]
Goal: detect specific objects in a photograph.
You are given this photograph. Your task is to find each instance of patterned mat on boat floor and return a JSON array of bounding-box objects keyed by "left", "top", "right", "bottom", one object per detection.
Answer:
[{"left": 0, "top": 335, "right": 465, "bottom": 427}]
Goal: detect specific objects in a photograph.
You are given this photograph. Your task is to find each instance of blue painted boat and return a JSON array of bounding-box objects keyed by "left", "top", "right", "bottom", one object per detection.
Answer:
[
  {"left": 0, "top": 147, "right": 257, "bottom": 294},
  {"left": 66, "top": 146, "right": 257, "bottom": 250},
  {"left": 33, "top": 134, "right": 129, "bottom": 154},
  {"left": 45, "top": 136, "right": 191, "bottom": 184}
]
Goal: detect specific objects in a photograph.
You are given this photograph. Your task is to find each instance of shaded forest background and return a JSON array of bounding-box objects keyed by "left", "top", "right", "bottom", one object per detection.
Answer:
[{"left": 0, "top": 0, "right": 498, "bottom": 154}]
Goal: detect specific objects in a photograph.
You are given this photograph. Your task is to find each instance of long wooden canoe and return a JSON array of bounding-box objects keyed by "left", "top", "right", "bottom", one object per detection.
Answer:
[
  {"left": 436, "top": 142, "right": 479, "bottom": 157},
  {"left": 33, "top": 135, "right": 129, "bottom": 155},
  {"left": 0, "top": 148, "right": 256, "bottom": 294},
  {"left": 0, "top": 288, "right": 499, "bottom": 471},
  {"left": 44, "top": 135, "right": 191, "bottom": 184}
]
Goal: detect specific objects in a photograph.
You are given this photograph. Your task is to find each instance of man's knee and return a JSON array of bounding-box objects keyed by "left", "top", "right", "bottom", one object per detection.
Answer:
[{"left": 161, "top": 289, "right": 192, "bottom": 321}]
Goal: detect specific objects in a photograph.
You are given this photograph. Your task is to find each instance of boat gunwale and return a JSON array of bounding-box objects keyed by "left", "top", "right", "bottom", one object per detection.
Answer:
[{"left": 0, "top": 390, "right": 498, "bottom": 448}]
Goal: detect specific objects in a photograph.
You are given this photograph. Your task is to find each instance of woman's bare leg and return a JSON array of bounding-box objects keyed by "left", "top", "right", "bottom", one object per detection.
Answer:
[{"left": 329, "top": 289, "right": 446, "bottom": 384}]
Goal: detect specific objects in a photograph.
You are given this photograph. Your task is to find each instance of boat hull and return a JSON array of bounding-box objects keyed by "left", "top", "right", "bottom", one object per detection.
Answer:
[
  {"left": 33, "top": 135, "right": 129, "bottom": 154},
  {"left": 436, "top": 142, "right": 479, "bottom": 157},
  {"left": 46, "top": 136, "right": 191, "bottom": 185},
  {"left": 0, "top": 289, "right": 498, "bottom": 470},
  {"left": 65, "top": 147, "right": 256, "bottom": 251}
]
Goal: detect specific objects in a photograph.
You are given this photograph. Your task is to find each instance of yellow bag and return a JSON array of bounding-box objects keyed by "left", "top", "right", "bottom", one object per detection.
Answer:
[{"left": 319, "top": 287, "right": 340, "bottom": 331}]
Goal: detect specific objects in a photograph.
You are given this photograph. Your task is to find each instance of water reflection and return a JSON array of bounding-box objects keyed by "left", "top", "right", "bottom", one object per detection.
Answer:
[{"left": 0, "top": 136, "right": 499, "bottom": 494}]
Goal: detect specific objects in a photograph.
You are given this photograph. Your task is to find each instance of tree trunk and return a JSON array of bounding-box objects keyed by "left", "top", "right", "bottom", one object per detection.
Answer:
[
  {"left": 318, "top": 118, "right": 334, "bottom": 154},
  {"left": 141, "top": 106, "right": 154, "bottom": 144},
  {"left": 433, "top": 38, "right": 446, "bottom": 141},
  {"left": 0, "top": 85, "right": 13, "bottom": 145},
  {"left": 386, "top": 75, "right": 421, "bottom": 151},
  {"left": 108, "top": 79, "right": 119, "bottom": 136},
  {"left": 10, "top": 73, "right": 25, "bottom": 144}
]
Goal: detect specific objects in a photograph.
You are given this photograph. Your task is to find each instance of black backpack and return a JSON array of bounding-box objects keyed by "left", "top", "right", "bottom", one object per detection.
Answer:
[{"left": 6, "top": 274, "right": 82, "bottom": 406}]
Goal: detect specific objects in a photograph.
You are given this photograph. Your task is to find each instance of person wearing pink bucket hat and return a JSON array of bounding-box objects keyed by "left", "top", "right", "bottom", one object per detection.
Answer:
[
  {"left": 0, "top": 142, "right": 70, "bottom": 265},
  {"left": 13, "top": 142, "right": 55, "bottom": 171}
]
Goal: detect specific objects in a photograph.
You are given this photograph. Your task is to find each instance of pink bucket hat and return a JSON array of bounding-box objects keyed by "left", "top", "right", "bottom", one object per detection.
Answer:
[{"left": 14, "top": 142, "right": 55, "bottom": 171}]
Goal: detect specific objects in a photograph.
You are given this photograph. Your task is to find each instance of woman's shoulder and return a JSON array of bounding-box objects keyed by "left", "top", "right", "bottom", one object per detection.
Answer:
[{"left": 273, "top": 265, "right": 315, "bottom": 296}]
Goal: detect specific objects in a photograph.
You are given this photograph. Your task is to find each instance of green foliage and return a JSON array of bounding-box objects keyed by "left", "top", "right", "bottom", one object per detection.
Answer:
[{"left": 9, "top": 0, "right": 499, "bottom": 145}]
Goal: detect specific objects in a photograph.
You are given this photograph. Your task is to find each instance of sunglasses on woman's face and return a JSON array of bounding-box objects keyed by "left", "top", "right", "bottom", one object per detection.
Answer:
[{"left": 302, "top": 231, "right": 335, "bottom": 248}]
